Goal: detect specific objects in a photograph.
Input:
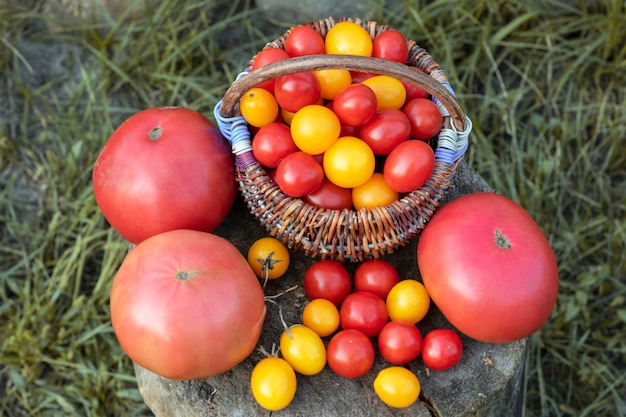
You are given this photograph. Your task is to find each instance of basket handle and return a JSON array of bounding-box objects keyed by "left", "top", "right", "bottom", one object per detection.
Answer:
[{"left": 219, "top": 54, "right": 467, "bottom": 131}]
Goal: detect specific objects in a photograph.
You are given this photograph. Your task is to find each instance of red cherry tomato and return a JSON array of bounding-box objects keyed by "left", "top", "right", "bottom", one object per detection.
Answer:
[
  {"left": 303, "top": 260, "right": 352, "bottom": 307},
  {"left": 275, "top": 151, "right": 324, "bottom": 197},
  {"left": 372, "top": 30, "right": 408, "bottom": 64},
  {"left": 284, "top": 25, "right": 325, "bottom": 57},
  {"left": 252, "top": 122, "right": 298, "bottom": 168},
  {"left": 339, "top": 291, "right": 389, "bottom": 338},
  {"left": 403, "top": 98, "right": 443, "bottom": 140},
  {"left": 303, "top": 177, "right": 353, "bottom": 210},
  {"left": 359, "top": 109, "right": 411, "bottom": 155},
  {"left": 378, "top": 320, "right": 423, "bottom": 365},
  {"left": 383, "top": 140, "right": 435, "bottom": 193},
  {"left": 354, "top": 259, "right": 400, "bottom": 300},
  {"left": 421, "top": 329, "right": 463, "bottom": 371},
  {"left": 326, "top": 329, "right": 375, "bottom": 378},
  {"left": 402, "top": 67, "right": 430, "bottom": 102},
  {"left": 250, "top": 48, "right": 290, "bottom": 93},
  {"left": 274, "top": 72, "right": 321, "bottom": 113},
  {"left": 331, "top": 83, "right": 378, "bottom": 126}
]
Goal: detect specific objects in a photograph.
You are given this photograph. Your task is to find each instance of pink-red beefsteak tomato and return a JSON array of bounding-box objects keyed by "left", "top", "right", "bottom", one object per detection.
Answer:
[
  {"left": 110, "top": 229, "right": 266, "bottom": 380},
  {"left": 92, "top": 107, "right": 236, "bottom": 244},
  {"left": 417, "top": 192, "right": 559, "bottom": 343}
]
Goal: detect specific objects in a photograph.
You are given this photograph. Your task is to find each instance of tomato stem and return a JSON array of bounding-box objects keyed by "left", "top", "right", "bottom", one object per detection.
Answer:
[
  {"left": 495, "top": 229, "right": 512, "bottom": 249},
  {"left": 176, "top": 271, "right": 193, "bottom": 280},
  {"left": 149, "top": 126, "right": 163, "bottom": 140}
]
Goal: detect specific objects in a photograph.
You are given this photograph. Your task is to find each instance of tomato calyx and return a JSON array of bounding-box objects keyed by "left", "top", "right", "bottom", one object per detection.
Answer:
[
  {"left": 256, "top": 251, "right": 285, "bottom": 276},
  {"left": 149, "top": 126, "right": 163, "bottom": 140},
  {"left": 495, "top": 229, "right": 512, "bottom": 249}
]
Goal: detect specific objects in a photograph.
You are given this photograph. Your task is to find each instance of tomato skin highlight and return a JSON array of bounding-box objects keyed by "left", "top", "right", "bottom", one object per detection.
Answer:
[
  {"left": 417, "top": 192, "right": 560, "bottom": 343},
  {"left": 110, "top": 230, "right": 266, "bottom": 380}
]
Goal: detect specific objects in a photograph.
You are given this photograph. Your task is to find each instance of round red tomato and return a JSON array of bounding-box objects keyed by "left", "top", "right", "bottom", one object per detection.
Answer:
[
  {"left": 274, "top": 72, "right": 321, "bottom": 113},
  {"left": 378, "top": 320, "right": 423, "bottom": 365},
  {"left": 372, "top": 30, "right": 408, "bottom": 64},
  {"left": 417, "top": 192, "right": 559, "bottom": 343},
  {"left": 359, "top": 108, "right": 411, "bottom": 155},
  {"left": 252, "top": 122, "right": 298, "bottom": 168},
  {"left": 284, "top": 25, "right": 325, "bottom": 57},
  {"left": 354, "top": 259, "right": 399, "bottom": 300},
  {"left": 92, "top": 107, "right": 236, "bottom": 244},
  {"left": 402, "top": 67, "right": 430, "bottom": 102},
  {"left": 421, "top": 329, "right": 463, "bottom": 371},
  {"left": 110, "top": 229, "right": 266, "bottom": 380},
  {"left": 332, "top": 83, "right": 378, "bottom": 127},
  {"left": 339, "top": 291, "right": 388, "bottom": 338},
  {"left": 303, "top": 177, "right": 353, "bottom": 210},
  {"left": 251, "top": 47, "right": 290, "bottom": 92},
  {"left": 383, "top": 139, "right": 435, "bottom": 193},
  {"left": 403, "top": 98, "right": 443, "bottom": 140},
  {"left": 327, "top": 329, "right": 375, "bottom": 378},
  {"left": 275, "top": 151, "right": 324, "bottom": 197},
  {"left": 303, "top": 260, "right": 352, "bottom": 307}
]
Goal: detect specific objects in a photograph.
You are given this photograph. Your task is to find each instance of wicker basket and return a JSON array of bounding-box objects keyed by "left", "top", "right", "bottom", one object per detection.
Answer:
[{"left": 214, "top": 17, "right": 472, "bottom": 261}]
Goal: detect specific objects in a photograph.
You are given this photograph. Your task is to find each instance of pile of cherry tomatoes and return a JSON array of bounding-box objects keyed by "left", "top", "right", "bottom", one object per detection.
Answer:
[
  {"left": 240, "top": 21, "right": 444, "bottom": 210},
  {"left": 246, "top": 237, "right": 463, "bottom": 411}
]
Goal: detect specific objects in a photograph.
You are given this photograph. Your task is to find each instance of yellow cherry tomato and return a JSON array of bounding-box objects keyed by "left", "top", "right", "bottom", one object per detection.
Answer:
[
  {"left": 352, "top": 173, "right": 399, "bottom": 210},
  {"left": 250, "top": 357, "right": 297, "bottom": 411},
  {"left": 247, "top": 237, "right": 290, "bottom": 280},
  {"left": 386, "top": 279, "right": 431, "bottom": 324},
  {"left": 314, "top": 69, "right": 352, "bottom": 100},
  {"left": 374, "top": 366, "right": 421, "bottom": 408},
  {"left": 280, "top": 325, "right": 327, "bottom": 376},
  {"left": 302, "top": 298, "right": 340, "bottom": 337},
  {"left": 325, "top": 21, "right": 373, "bottom": 56},
  {"left": 323, "top": 136, "right": 375, "bottom": 189},
  {"left": 361, "top": 75, "right": 407, "bottom": 110},
  {"left": 290, "top": 104, "right": 341, "bottom": 154},
  {"left": 240, "top": 87, "right": 279, "bottom": 127}
]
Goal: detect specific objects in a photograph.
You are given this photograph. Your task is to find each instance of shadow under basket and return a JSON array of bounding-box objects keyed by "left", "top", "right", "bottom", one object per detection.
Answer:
[{"left": 215, "top": 17, "right": 472, "bottom": 261}]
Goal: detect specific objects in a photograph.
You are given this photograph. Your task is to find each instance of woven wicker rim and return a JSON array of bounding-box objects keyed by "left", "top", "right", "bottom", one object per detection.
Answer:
[{"left": 215, "top": 17, "right": 472, "bottom": 261}]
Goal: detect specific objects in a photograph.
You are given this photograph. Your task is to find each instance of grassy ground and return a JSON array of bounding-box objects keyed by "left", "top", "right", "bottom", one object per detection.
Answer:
[{"left": 1, "top": 0, "right": 624, "bottom": 416}]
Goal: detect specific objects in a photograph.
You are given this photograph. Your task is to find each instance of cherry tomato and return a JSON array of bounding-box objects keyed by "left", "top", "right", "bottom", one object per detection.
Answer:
[
  {"left": 386, "top": 279, "right": 430, "bottom": 324},
  {"left": 252, "top": 122, "right": 298, "bottom": 168},
  {"left": 280, "top": 325, "right": 327, "bottom": 376},
  {"left": 339, "top": 291, "right": 388, "bottom": 338},
  {"left": 378, "top": 321, "right": 423, "bottom": 365},
  {"left": 325, "top": 21, "right": 373, "bottom": 56},
  {"left": 323, "top": 136, "right": 375, "bottom": 189},
  {"left": 326, "top": 329, "right": 375, "bottom": 378},
  {"left": 303, "top": 259, "right": 352, "bottom": 307},
  {"left": 403, "top": 98, "right": 443, "bottom": 140},
  {"left": 275, "top": 151, "right": 324, "bottom": 197},
  {"left": 280, "top": 107, "right": 296, "bottom": 125},
  {"left": 302, "top": 298, "right": 341, "bottom": 337},
  {"left": 247, "top": 237, "right": 290, "bottom": 280},
  {"left": 383, "top": 140, "right": 435, "bottom": 193},
  {"left": 303, "top": 177, "right": 353, "bottom": 210},
  {"left": 240, "top": 87, "right": 279, "bottom": 128},
  {"left": 403, "top": 67, "right": 430, "bottom": 102},
  {"left": 359, "top": 108, "right": 411, "bottom": 155},
  {"left": 274, "top": 72, "right": 321, "bottom": 113},
  {"left": 290, "top": 104, "right": 341, "bottom": 154},
  {"left": 372, "top": 30, "right": 408, "bottom": 64},
  {"left": 250, "top": 357, "right": 297, "bottom": 411},
  {"left": 421, "top": 329, "right": 463, "bottom": 371},
  {"left": 314, "top": 69, "right": 352, "bottom": 100},
  {"left": 361, "top": 75, "right": 406, "bottom": 110},
  {"left": 250, "top": 48, "right": 290, "bottom": 92},
  {"left": 331, "top": 83, "right": 378, "bottom": 126},
  {"left": 373, "top": 367, "right": 421, "bottom": 408},
  {"left": 284, "top": 24, "right": 325, "bottom": 57},
  {"left": 352, "top": 173, "right": 398, "bottom": 210},
  {"left": 353, "top": 259, "right": 399, "bottom": 300}
]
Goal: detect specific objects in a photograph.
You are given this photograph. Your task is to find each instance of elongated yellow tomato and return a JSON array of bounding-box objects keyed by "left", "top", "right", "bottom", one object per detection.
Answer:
[
  {"left": 280, "top": 325, "right": 326, "bottom": 375},
  {"left": 250, "top": 357, "right": 297, "bottom": 411},
  {"left": 386, "top": 279, "right": 430, "bottom": 324},
  {"left": 374, "top": 366, "right": 421, "bottom": 408}
]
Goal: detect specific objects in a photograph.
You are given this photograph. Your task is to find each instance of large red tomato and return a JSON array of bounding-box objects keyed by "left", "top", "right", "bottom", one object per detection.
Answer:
[
  {"left": 110, "top": 229, "right": 266, "bottom": 380},
  {"left": 417, "top": 192, "right": 559, "bottom": 343},
  {"left": 92, "top": 107, "right": 236, "bottom": 244}
]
